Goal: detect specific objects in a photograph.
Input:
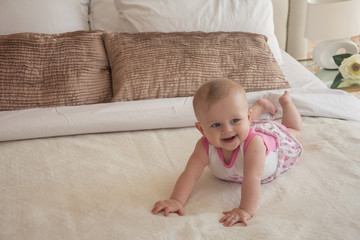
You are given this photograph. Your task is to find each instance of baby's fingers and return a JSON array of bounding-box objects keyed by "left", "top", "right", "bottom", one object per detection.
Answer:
[
  {"left": 152, "top": 201, "right": 184, "bottom": 217},
  {"left": 241, "top": 216, "right": 248, "bottom": 226},
  {"left": 220, "top": 214, "right": 239, "bottom": 227},
  {"left": 219, "top": 214, "right": 231, "bottom": 223},
  {"left": 219, "top": 216, "right": 226, "bottom": 223},
  {"left": 151, "top": 200, "right": 168, "bottom": 214},
  {"left": 178, "top": 208, "right": 185, "bottom": 216},
  {"left": 151, "top": 204, "right": 164, "bottom": 214},
  {"left": 164, "top": 206, "right": 184, "bottom": 216},
  {"left": 164, "top": 207, "right": 170, "bottom": 216}
]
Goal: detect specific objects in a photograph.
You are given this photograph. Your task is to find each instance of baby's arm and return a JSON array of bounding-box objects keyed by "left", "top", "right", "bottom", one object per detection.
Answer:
[
  {"left": 220, "top": 135, "right": 266, "bottom": 226},
  {"left": 152, "top": 139, "right": 208, "bottom": 216}
]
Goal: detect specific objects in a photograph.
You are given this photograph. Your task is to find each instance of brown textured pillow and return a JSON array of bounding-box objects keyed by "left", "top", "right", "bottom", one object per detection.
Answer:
[
  {"left": 103, "top": 31, "right": 289, "bottom": 102},
  {"left": 0, "top": 31, "right": 112, "bottom": 111}
]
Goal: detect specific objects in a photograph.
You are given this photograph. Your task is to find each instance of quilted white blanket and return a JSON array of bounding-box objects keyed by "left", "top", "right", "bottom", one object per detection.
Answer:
[{"left": 1, "top": 116, "right": 359, "bottom": 239}]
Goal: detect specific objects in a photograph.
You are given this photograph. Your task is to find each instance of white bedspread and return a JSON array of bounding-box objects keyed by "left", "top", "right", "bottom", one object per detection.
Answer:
[{"left": 1, "top": 116, "right": 359, "bottom": 239}]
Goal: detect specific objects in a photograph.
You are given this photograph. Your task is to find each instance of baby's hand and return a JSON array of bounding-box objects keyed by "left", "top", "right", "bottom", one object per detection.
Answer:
[
  {"left": 219, "top": 208, "right": 252, "bottom": 227},
  {"left": 151, "top": 199, "right": 184, "bottom": 216}
]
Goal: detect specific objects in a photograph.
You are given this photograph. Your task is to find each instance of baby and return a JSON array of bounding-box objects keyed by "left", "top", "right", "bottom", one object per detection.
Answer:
[{"left": 152, "top": 79, "right": 303, "bottom": 227}]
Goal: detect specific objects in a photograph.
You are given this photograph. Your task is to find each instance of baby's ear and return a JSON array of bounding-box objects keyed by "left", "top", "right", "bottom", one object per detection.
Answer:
[{"left": 195, "top": 122, "right": 205, "bottom": 136}]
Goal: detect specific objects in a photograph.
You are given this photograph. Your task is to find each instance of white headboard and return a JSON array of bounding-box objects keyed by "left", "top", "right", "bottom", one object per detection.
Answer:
[
  {"left": 272, "top": 0, "right": 308, "bottom": 60},
  {"left": 271, "top": 0, "right": 289, "bottom": 51}
]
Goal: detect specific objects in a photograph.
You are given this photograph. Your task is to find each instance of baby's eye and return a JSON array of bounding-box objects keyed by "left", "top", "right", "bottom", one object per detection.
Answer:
[
  {"left": 232, "top": 118, "right": 240, "bottom": 123},
  {"left": 211, "top": 123, "right": 221, "bottom": 128}
]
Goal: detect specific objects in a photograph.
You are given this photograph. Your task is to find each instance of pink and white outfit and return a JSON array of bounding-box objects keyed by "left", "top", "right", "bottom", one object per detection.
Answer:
[{"left": 201, "top": 121, "right": 303, "bottom": 184}]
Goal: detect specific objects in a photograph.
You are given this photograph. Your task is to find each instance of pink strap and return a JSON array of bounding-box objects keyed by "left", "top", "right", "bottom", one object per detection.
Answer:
[
  {"left": 244, "top": 128, "right": 276, "bottom": 156},
  {"left": 201, "top": 136, "right": 239, "bottom": 168}
]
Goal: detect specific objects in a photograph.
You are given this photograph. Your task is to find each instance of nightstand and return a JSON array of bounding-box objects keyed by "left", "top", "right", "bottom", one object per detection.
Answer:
[
  {"left": 298, "top": 59, "right": 320, "bottom": 74},
  {"left": 315, "top": 69, "right": 339, "bottom": 89},
  {"left": 299, "top": 59, "right": 360, "bottom": 94}
]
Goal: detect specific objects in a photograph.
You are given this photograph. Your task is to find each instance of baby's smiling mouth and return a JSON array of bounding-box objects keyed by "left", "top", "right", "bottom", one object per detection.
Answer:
[{"left": 222, "top": 135, "right": 237, "bottom": 142}]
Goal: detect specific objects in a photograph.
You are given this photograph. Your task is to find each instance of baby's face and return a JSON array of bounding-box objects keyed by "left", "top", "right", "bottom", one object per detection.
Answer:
[{"left": 196, "top": 90, "right": 251, "bottom": 152}]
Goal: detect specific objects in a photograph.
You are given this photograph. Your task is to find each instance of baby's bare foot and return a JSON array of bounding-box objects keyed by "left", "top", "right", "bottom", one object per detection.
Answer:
[
  {"left": 279, "top": 91, "right": 293, "bottom": 107},
  {"left": 255, "top": 98, "right": 277, "bottom": 116}
]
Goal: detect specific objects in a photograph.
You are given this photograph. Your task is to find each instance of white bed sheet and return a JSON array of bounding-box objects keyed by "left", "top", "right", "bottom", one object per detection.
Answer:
[{"left": 1, "top": 51, "right": 360, "bottom": 142}]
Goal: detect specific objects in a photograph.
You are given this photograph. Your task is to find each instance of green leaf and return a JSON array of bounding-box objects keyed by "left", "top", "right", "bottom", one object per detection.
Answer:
[
  {"left": 333, "top": 53, "right": 352, "bottom": 66},
  {"left": 330, "top": 72, "right": 344, "bottom": 89}
]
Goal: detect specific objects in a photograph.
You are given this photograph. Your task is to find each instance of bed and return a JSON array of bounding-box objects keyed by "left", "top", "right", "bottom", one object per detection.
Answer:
[{"left": 1, "top": 0, "right": 360, "bottom": 239}]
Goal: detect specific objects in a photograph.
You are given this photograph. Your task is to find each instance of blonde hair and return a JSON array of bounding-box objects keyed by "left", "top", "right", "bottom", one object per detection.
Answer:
[{"left": 193, "top": 78, "right": 247, "bottom": 119}]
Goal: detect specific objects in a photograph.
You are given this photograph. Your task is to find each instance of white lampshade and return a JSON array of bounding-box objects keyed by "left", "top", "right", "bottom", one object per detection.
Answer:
[{"left": 305, "top": 0, "right": 360, "bottom": 69}]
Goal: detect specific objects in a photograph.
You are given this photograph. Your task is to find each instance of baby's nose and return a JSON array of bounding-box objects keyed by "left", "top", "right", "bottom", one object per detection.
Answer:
[{"left": 222, "top": 124, "right": 233, "bottom": 134}]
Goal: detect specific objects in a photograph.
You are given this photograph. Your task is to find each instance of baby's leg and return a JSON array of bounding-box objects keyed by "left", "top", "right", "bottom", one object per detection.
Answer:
[
  {"left": 279, "top": 91, "right": 302, "bottom": 141},
  {"left": 250, "top": 98, "right": 277, "bottom": 121}
]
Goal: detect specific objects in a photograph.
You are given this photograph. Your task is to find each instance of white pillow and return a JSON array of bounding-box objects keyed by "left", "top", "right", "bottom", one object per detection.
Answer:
[
  {"left": 113, "top": 0, "right": 282, "bottom": 63},
  {"left": 89, "top": 0, "right": 124, "bottom": 32},
  {"left": 0, "top": 0, "right": 89, "bottom": 35}
]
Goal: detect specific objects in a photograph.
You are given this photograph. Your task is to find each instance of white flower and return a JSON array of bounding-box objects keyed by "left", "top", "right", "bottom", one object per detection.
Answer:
[
  {"left": 343, "top": 78, "right": 360, "bottom": 85},
  {"left": 339, "top": 54, "right": 360, "bottom": 80}
]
